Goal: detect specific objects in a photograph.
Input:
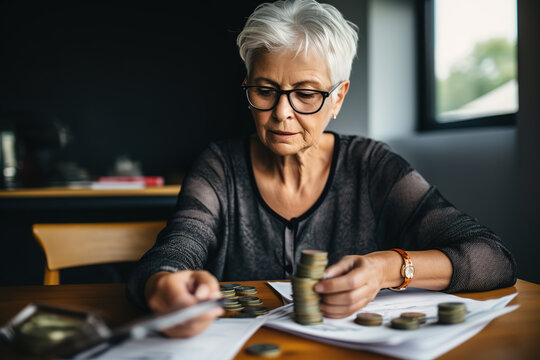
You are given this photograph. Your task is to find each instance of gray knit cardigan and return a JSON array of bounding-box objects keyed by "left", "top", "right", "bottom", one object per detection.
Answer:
[{"left": 127, "top": 133, "right": 516, "bottom": 309}]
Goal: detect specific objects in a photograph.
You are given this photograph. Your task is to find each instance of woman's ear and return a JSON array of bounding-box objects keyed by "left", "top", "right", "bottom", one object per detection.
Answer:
[{"left": 332, "top": 80, "right": 350, "bottom": 116}]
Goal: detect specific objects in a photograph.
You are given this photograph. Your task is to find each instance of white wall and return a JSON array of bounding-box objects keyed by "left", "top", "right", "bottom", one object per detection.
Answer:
[{"left": 367, "top": 0, "right": 416, "bottom": 139}]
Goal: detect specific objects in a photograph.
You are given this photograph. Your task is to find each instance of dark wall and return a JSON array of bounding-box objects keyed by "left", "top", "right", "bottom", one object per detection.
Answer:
[
  {"left": 388, "top": 128, "right": 523, "bottom": 278},
  {"left": 516, "top": 0, "right": 540, "bottom": 284},
  {"left": 0, "top": 1, "right": 265, "bottom": 182},
  {"left": 387, "top": 0, "right": 540, "bottom": 284}
]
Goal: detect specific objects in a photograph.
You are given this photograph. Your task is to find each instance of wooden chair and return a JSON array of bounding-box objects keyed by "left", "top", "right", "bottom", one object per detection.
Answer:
[{"left": 33, "top": 221, "right": 165, "bottom": 285}]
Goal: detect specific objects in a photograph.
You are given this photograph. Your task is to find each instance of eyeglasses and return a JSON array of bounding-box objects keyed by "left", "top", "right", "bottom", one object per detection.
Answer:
[{"left": 241, "top": 81, "right": 342, "bottom": 115}]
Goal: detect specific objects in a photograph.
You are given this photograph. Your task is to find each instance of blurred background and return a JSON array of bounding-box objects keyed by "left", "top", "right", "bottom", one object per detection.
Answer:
[
  {"left": 0, "top": 0, "right": 538, "bottom": 285},
  {"left": 0, "top": 1, "right": 256, "bottom": 187}
]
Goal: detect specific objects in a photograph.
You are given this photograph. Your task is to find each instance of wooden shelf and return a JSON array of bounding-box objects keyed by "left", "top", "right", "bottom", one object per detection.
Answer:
[{"left": 0, "top": 185, "right": 181, "bottom": 198}]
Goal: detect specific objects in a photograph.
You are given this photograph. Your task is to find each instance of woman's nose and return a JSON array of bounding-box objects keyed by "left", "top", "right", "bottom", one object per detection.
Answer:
[{"left": 272, "top": 93, "right": 295, "bottom": 121}]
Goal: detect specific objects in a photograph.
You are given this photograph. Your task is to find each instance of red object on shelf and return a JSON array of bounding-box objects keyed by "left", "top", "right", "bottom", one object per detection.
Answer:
[{"left": 97, "top": 176, "right": 165, "bottom": 187}]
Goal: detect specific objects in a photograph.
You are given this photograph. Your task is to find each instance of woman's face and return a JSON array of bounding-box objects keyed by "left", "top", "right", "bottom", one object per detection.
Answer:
[{"left": 247, "top": 49, "right": 349, "bottom": 156}]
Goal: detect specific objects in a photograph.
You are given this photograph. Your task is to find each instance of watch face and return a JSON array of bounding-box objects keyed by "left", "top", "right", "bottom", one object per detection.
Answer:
[{"left": 404, "top": 265, "right": 415, "bottom": 278}]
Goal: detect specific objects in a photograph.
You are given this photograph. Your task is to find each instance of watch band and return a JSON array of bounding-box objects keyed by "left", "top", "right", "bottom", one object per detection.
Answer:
[{"left": 389, "top": 248, "right": 414, "bottom": 291}]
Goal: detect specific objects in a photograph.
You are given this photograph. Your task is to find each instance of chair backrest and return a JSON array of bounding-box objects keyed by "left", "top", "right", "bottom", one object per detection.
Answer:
[{"left": 33, "top": 221, "right": 165, "bottom": 285}]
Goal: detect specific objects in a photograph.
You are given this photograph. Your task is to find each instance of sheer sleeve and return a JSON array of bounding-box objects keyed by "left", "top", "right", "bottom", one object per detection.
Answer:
[
  {"left": 370, "top": 142, "right": 517, "bottom": 292},
  {"left": 127, "top": 144, "right": 227, "bottom": 309}
]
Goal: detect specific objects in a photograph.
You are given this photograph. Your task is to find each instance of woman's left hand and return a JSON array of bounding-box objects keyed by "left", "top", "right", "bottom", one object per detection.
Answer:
[{"left": 314, "top": 254, "right": 390, "bottom": 318}]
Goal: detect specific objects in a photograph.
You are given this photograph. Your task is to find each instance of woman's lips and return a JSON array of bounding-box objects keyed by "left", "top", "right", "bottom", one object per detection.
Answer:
[{"left": 270, "top": 130, "right": 297, "bottom": 136}]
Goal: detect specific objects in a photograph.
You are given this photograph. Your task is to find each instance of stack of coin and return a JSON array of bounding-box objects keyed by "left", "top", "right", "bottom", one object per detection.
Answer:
[
  {"left": 296, "top": 263, "right": 326, "bottom": 279},
  {"left": 220, "top": 284, "right": 266, "bottom": 318},
  {"left": 355, "top": 312, "right": 383, "bottom": 326},
  {"left": 220, "top": 284, "right": 240, "bottom": 298},
  {"left": 390, "top": 317, "right": 420, "bottom": 330},
  {"left": 438, "top": 302, "right": 466, "bottom": 324},
  {"left": 238, "top": 296, "right": 263, "bottom": 306},
  {"left": 400, "top": 312, "right": 427, "bottom": 325},
  {"left": 242, "top": 306, "right": 269, "bottom": 316},
  {"left": 292, "top": 250, "right": 328, "bottom": 325},
  {"left": 236, "top": 286, "right": 258, "bottom": 296},
  {"left": 245, "top": 343, "right": 281, "bottom": 357},
  {"left": 296, "top": 250, "right": 328, "bottom": 279},
  {"left": 222, "top": 298, "right": 244, "bottom": 312}
]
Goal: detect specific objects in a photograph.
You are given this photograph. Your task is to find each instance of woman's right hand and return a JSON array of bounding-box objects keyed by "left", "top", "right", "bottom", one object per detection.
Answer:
[{"left": 144, "top": 270, "right": 224, "bottom": 338}]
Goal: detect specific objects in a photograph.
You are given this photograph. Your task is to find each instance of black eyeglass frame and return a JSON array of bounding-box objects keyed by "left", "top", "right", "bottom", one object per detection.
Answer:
[{"left": 241, "top": 81, "right": 343, "bottom": 115}]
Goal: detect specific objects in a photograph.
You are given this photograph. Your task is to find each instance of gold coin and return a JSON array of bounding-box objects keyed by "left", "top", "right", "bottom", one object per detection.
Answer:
[
  {"left": 391, "top": 317, "right": 419, "bottom": 330},
  {"left": 400, "top": 312, "right": 426, "bottom": 324},
  {"left": 245, "top": 343, "right": 281, "bottom": 357},
  {"left": 355, "top": 312, "right": 383, "bottom": 326}
]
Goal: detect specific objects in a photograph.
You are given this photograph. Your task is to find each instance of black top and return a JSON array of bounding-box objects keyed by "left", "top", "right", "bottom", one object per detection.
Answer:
[{"left": 127, "top": 133, "right": 516, "bottom": 309}]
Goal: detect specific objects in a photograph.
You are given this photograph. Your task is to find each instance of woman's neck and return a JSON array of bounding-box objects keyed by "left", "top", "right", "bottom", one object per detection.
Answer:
[{"left": 251, "top": 133, "right": 334, "bottom": 191}]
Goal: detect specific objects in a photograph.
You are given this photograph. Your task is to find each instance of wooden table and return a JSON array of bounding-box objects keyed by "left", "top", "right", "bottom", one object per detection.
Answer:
[{"left": 0, "top": 280, "right": 538, "bottom": 359}]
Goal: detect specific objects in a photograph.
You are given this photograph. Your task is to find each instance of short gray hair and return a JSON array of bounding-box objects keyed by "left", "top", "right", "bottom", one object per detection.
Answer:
[{"left": 237, "top": 0, "right": 359, "bottom": 84}]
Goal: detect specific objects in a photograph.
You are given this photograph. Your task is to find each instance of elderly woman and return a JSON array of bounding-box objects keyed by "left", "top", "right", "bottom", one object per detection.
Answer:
[{"left": 128, "top": 0, "right": 516, "bottom": 338}]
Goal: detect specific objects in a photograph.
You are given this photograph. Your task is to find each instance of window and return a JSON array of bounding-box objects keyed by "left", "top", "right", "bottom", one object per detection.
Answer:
[{"left": 418, "top": 0, "right": 518, "bottom": 130}]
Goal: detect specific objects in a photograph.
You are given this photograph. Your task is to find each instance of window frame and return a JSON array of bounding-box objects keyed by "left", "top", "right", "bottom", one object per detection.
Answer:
[{"left": 417, "top": 0, "right": 517, "bottom": 131}]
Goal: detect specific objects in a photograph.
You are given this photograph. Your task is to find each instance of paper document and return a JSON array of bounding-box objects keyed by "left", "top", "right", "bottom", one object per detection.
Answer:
[
  {"left": 93, "top": 317, "right": 265, "bottom": 360},
  {"left": 267, "top": 282, "right": 518, "bottom": 360}
]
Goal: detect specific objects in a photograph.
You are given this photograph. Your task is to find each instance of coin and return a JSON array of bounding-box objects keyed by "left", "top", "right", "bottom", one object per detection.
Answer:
[
  {"left": 292, "top": 294, "right": 321, "bottom": 302},
  {"left": 438, "top": 309, "right": 466, "bottom": 315},
  {"left": 245, "top": 343, "right": 281, "bottom": 357},
  {"left": 296, "top": 263, "right": 325, "bottom": 279},
  {"left": 220, "top": 284, "right": 240, "bottom": 290},
  {"left": 236, "top": 286, "right": 258, "bottom": 295},
  {"left": 237, "top": 291, "right": 258, "bottom": 296},
  {"left": 300, "top": 249, "right": 328, "bottom": 259},
  {"left": 223, "top": 301, "right": 244, "bottom": 311},
  {"left": 390, "top": 317, "right": 420, "bottom": 330},
  {"left": 355, "top": 312, "right": 383, "bottom": 326},
  {"left": 236, "top": 286, "right": 257, "bottom": 292},
  {"left": 300, "top": 258, "right": 329, "bottom": 267},
  {"left": 294, "top": 314, "right": 323, "bottom": 325},
  {"left": 438, "top": 302, "right": 466, "bottom": 324},
  {"left": 296, "top": 271, "right": 324, "bottom": 280},
  {"left": 238, "top": 296, "right": 262, "bottom": 304},
  {"left": 438, "top": 302, "right": 466, "bottom": 312},
  {"left": 223, "top": 303, "right": 243, "bottom": 309},
  {"left": 221, "top": 292, "right": 236, "bottom": 299},
  {"left": 292, "top": 277, "right": 319, "bottom": 285},
  {"left": 237, "top": 288, "right": 258, "bottom": 292},
  {"left": 239, "top": 298, "right": 263, "bottom": 306},
  {"left": 400, "top": 312, "right": 426, "bottom": 324},
  {"left": 242, "top": 306, "right": 269, "bottom": 315},
  {"left": 438, "top": 313, "right": 466, "bottom": 324},
  {"left": 294, "top": 307, "right": 322, "bottom": 315},
  {"left": 293, "top": 300, "right": 321, "bottom": 307},
  {"left": 223, "top": 301, "right": 242, "bottom": 307},
  {"left": 222, "top": 298, "right": 240, "bottom": 305}
]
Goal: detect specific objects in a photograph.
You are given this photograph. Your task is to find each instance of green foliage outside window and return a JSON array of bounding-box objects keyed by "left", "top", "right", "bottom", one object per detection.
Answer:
[{"left": 436, "top": 38, "right": 517, "bottom": 114}]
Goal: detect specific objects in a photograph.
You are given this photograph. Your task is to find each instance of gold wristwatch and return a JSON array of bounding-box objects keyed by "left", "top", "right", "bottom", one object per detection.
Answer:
[{"left": 389, "top": 248, "right": 414, "bottom": 291}]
